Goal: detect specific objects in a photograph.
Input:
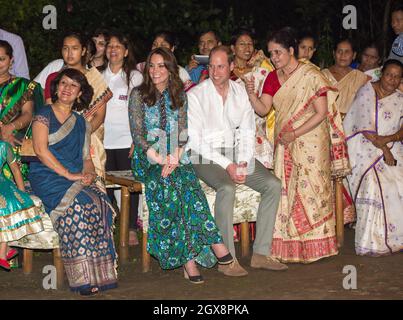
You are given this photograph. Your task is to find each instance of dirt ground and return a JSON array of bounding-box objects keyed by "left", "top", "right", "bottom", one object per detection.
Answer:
[{"left": 1, "top": 227, "right": 402, "bottom": 300}]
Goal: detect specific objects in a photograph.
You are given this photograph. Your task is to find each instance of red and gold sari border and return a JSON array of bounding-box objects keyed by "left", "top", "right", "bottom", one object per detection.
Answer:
[{"left": 271, "top": 236, "right": 338, "bottom": 263}]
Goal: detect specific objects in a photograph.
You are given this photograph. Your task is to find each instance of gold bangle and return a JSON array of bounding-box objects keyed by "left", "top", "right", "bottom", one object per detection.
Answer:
[{"left": 395, "top": 133, "right": 400, "bottom": 141}]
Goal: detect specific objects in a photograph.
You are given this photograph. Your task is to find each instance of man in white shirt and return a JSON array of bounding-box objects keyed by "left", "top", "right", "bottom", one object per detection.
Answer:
[
  {"left": 0, "top": 28, "right": 29, "bottom": 79},
  {"left": 187, "top": 46, "right": 286, "bottom": 277}
]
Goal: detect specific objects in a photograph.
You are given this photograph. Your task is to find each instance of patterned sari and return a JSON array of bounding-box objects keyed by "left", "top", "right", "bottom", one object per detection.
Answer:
[
  {"left": 344, "top": 83, "right": 403, "bottom": 256},
  {"left": 231, "top": 50, "right": 275, "bottom": 169},
  {"left": 321, "top": 68, "right": 369, "bottom": 224},
  {"left": 231, "top": 66, "right": 274, "bottom": 169},
  {"left": 129, "top": 88, "right": 222, "bottom": 269},
  {"left": 0, "top": 77, "right": 43, "bottom": 180},
  {"left": 29, "top": 105, "right": 117, "bottom": 292},
  {"left": 271, "top": 62, "right": 350, "bottom": 263}
]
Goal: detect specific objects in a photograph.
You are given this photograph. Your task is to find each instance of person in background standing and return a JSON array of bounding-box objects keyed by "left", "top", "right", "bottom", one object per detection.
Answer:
[
  {"left": 102, "top": 32, "right": 143, "bottom": 246},
  {"left": 137, "top": 31, "right": 193, "bottom": 91},
  {"left": 357, "top": 43, "right": 382, "bottom": 82},
  {"left": 0, "top": 28, "right": 29, "bottom": 79},
  {"left": 297, "top": 32, "right": 317, "bottom": 62},
  {"left": 186, "top": 30, "right": 221, "bottom": 84},
  {"left": 388, "top": 4, "right": 403, "bottom": 63}
]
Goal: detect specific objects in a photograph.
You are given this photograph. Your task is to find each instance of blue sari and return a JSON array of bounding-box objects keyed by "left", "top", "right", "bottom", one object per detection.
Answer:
[{"left": 29, "top": 105, "right": 117, "bottom": 292}]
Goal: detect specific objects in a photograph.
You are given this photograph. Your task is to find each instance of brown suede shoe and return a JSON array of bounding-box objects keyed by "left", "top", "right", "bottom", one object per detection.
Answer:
[
  {"left": 250, "top": 254, "right": 288, "bottom": 271},
  {"left": 218, "top": 258, "right": 248, "bottom": 277}
]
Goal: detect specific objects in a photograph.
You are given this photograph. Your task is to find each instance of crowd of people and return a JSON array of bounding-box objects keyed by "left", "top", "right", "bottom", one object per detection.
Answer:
[{"left": 0, "top": 3, "right": 402, "bottom": 295}]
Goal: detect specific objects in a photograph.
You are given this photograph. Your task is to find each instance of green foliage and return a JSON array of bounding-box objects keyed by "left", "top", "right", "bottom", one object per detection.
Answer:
[
  {"left": 0, "top": 0, "right": 60, "bottom": 77},
  {"left": 0, "top": 0, "right": 392, "bottom": 77}
]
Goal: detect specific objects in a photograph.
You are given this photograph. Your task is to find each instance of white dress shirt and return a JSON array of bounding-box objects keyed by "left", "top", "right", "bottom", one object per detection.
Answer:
[
  {"left": 102, "top": 65, "right": 143, "bottom": 149},
  {"left": 0, "top": 28, "right": 30, "bottom": 79},
  {"left": 187, "top": 78, "right": 255, "bottom": 169}
]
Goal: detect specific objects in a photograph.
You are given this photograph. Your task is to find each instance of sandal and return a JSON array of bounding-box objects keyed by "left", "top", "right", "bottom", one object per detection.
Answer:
[
  {"left": 0, "top": 259, "right": 11, "bottom": 271},
  {"left": 6, "top": 249, "right": 18, "bottom": 261},
  {"left": 217, "top": 252, "right": 234, "bottom": 265},
  {"left": 183, "top": 267, "right": 204, "bottom": 284}
]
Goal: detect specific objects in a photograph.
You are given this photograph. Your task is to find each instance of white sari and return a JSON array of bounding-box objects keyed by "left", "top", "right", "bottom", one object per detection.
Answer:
[{"left": 344, "top": 82, "right": 403, "bottom": 256}]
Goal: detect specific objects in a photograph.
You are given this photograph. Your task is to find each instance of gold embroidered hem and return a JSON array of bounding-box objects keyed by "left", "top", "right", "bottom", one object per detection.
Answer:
[
  {"left": 63, "top": 255, "right": 117, "bottom": 291},
  {"left": 0, "top": 205, "right": 44, "bottom": 242}
]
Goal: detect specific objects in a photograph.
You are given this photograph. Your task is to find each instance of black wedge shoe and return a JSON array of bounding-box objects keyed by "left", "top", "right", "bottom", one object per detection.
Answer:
[
  {"left": 217, "top": 252, "right": 234, "bottom": 265},
  {"left": 183, "top": 267, "right": 204, "bottom": 284}
]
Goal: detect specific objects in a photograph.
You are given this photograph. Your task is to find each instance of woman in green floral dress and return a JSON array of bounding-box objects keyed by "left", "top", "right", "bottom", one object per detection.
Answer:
[{"left": 129, "top": 47, "right": 233, "bottom": 284}]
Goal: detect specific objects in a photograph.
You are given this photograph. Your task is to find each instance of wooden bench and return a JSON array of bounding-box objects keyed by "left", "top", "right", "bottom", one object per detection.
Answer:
[{"left": 105, "top": 171, "right": 142, "bottom": 263}]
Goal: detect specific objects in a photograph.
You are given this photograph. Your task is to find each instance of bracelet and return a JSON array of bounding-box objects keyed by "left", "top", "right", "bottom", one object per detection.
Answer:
[
  {"left": 11, "top": 122, "right": 17, "bottom": 130},
  {"left": 292, "top": 130, "right": 297, "bottom": 140},
  {"left": 395, "top": 133, "right": 400, "bottom": 142}
]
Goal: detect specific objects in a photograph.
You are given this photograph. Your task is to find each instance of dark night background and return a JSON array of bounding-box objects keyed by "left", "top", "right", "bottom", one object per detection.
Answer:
[{"left": 0, "top": 0, "right": 400, "bottom": 76}]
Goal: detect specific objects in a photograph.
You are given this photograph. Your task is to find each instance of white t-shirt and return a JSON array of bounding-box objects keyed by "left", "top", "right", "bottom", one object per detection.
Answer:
[
  {"left": 34, "top": 59, "right": 64, "bottom": 89},
  {"left": 102, "top": 66, "right": 143, "bottom": 149}
]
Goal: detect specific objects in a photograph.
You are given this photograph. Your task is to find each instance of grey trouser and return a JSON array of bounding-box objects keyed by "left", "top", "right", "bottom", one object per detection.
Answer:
[{"left": 192, "top": 153, "right": 281, "bottom": 257}]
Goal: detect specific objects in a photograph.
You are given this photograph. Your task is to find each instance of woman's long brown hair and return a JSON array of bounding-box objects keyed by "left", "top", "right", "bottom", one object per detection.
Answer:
[{"left": 139, "top": 47, "right": 184, "bottom": 110}]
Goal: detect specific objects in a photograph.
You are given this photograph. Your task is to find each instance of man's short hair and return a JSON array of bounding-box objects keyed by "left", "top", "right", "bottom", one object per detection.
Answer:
[
  {"left": 391, "top": 3, "right": 403, "bottom": 14},
  {"left": 209, "top": 45, "right": 234, "bottom": 65},
  {"left": 199, "top": 30, "right": 220, "bottom": 43}
]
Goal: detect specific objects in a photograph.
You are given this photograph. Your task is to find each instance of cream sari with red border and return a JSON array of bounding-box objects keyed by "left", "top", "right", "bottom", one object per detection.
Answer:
[{"left": 271, "top": 61, "right": 350, "bottom": 263}]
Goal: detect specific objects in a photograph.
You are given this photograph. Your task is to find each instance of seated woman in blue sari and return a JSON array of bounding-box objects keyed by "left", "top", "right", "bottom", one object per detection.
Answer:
[
  {"left": 29, "top": 68, "right": 117, "bottom": 295},
  {"left": 129, "top": 47, "right": 233, "bottom": 284}
]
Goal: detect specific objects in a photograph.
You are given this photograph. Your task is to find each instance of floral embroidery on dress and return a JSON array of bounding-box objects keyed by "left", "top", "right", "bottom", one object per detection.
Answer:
[{"left": 383, "top": 111, "right": 392, "bottom": 120}]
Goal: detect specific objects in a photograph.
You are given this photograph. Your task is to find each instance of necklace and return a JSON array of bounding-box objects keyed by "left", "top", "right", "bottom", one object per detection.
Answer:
[
  {"left": 281, "top": 62, "right": 300, "bottom": 78},
  {"left": 53, "top": 102, "right": 72, "bottom": 113}
]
